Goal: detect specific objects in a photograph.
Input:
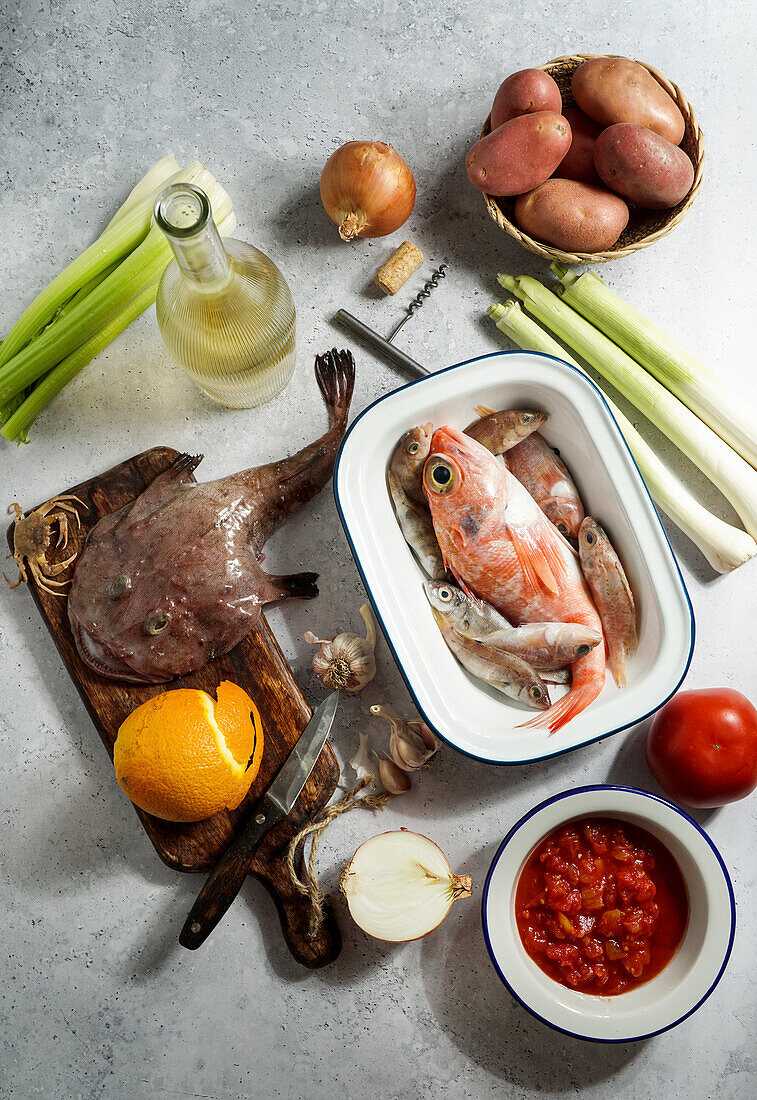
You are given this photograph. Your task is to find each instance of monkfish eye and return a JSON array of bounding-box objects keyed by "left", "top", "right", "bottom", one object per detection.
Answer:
[
  {"left": 528, "top": 685, "right": 544, "bottom": 702},
  {"left": 425, "top": 458, "right": 455, "bottom": 495},
  {"left": 407, "top": 440, "right": 420, "bottom": 455},
  {"left": 576, "top": 643, "right": 591, "bottom": 656},
  {"left": 144, "top": 610, "right": 170, "bottom": 635},
  {"left": 109, "top": 573, "right": 131, "bottom": 600},
  {"left": 556, "top": 521, "right": 569, "bottom": 536}
]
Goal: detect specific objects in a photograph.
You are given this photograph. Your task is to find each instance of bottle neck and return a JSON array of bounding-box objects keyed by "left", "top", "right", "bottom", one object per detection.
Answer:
[{"left": 155, "top": 183, "right": 233, "bottom": 293}]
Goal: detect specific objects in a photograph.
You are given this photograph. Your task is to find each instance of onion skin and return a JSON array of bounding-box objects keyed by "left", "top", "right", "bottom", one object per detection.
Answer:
[{"left": 320, "top": 141, "right": 416, "bottom": 241}]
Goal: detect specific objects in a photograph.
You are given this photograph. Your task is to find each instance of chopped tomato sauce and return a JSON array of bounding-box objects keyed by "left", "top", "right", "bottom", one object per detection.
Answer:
[{"left": 515, "top": 817, "right": 688, "bottom": 995}]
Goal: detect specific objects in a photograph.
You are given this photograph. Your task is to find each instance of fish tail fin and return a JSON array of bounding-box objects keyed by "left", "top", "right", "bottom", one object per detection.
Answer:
[
  {"left": 166, "top": 452, "right": 204, "bottom": 481},
  {"left": 609, "top": 647, "right": 628, "bottom": 688},
  {"left": 315, "top": 348, "right": 355, "bottom": 428},
  {"left": 509, "top": 524, "right": 567, "bottom": 596},
  {"left": 265, "top": 572, "right": 319, "bottom": 603},
  {"left": 519, "top": 655, "right": 604, "bottom": 733},
  {"left": 475, "top": 404, "right": 496, "bottom": 418}
]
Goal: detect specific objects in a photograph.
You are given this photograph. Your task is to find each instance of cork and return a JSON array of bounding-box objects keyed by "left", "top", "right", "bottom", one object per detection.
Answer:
[{"left": 374, "top": 241, "right": 424, "bottom": 295}]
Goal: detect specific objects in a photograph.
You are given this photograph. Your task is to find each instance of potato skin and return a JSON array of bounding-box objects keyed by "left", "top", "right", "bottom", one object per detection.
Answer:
[
  {"left": 572, "top": 57, "right": 685, "bottom": 145},
  {"left": 491, "top": 69, "right": 562, "bottom": 129},
  {"left": 594, "top": 123, "right": 694, "bottom": 209},
  {"left": 466, "top": 112, "right": 571, "bottom": 197},
  {"left": 553, "top": 107, "right": 602, "bottom": 185},
  {"left": 514, "top": 179, "right": 630, "bottom": 252}
]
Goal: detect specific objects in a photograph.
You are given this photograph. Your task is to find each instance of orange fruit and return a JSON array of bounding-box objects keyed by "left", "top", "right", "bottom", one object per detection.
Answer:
[{"left": 113, "top": 681, "right": 264, "bottom": 823}]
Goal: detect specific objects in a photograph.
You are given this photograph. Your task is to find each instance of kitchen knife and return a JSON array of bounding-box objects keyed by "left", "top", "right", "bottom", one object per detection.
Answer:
[{"left": 179, "top": 691, "right": 339, "bottom": 950}]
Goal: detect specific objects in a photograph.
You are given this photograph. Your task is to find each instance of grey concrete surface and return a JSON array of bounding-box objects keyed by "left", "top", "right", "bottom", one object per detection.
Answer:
[{"left": 1, "top": 2, "right": 756, "bottom": 1097}]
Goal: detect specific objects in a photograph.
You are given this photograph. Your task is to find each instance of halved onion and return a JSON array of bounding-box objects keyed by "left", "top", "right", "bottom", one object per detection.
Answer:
[{"left": 339, "top": 829, "right": 472, "bottom": 942}]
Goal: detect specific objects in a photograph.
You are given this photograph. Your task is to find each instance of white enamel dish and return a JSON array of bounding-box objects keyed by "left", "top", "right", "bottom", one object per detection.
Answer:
[
  {"left": 334, "top": 351, "right": 694, "bottom": 765},
  {"left": 482, "top": 785, "right": 736, "bottom": 1042}
]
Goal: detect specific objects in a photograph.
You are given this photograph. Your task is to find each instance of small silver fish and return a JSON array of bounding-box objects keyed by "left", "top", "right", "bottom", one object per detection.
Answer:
[
  {"left": 390, "top": 423, "right": 433, "bottom": 507},
  {"left": 424, "top": 579, "right": 600, "bottom": 669},
  {"left": 578, "top": 517, "right": 637, "bottom": 688},
  {"left": 464, "top": 406, "right": 547, "bottom": 455},
  {"left": 506, "top": 432, "right": 585, "bottom": 538},
  {"left": 431, "top": 607, "right": 550, "bottom": 710},
  {"left": 388, "top": 471, "right": 446, "bottom": 579}
]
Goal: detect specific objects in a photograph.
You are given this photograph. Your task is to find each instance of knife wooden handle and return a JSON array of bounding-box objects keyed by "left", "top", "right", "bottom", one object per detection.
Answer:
[{"left": 179, "top": 801, "right": 283, "bottom": 949}]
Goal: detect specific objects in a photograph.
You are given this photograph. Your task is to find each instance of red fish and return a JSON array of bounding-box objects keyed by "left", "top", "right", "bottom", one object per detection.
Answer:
[
  {"left": 506, "top": 431, "right": 585, "bottom": 538},
  {"left": 423, "top": 426, "right": 605, "bottom": 733}
]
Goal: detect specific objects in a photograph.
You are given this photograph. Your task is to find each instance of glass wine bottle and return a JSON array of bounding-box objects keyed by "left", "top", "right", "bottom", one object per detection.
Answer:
[{"left": 154, "top": 183, "right": 296, "bottom": 408}]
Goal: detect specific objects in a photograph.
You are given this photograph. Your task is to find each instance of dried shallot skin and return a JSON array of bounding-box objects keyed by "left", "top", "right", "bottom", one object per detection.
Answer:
[{"left": 67, "top": 353, "right": 354, "bottom": 683}]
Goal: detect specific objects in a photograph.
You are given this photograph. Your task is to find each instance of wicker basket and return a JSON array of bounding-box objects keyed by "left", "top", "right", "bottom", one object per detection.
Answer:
[{"left": 481, "top": 54, "right": 705, "bottom": 264}]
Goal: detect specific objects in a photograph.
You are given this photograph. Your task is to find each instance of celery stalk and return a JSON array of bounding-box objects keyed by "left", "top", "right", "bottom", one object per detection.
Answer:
[
  {"left": 0, "top": 160, "right": 201, "bottom": 370},
  {"left": 499, "top": 274, "right": 757, "bottom": 543},
  {"left": 0, "top": 166, "right": 233, "bottom": 403},
  {"left": 104, "top": 154, "right": 181, "bottom": 231},
  {"left": 488, "top": 300, "right": 757, "bottom": 573},
  {"left": 551, "top": 264, "right": 757, "bottom": 471},
  {"left": 1, "top": 277, "right": 162, "bottom": 444}
]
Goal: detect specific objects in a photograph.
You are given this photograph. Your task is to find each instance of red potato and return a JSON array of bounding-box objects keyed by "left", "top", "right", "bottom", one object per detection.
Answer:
[
  {"left": 514, "top": 178, "right": 629, "bottom": 252},
  {"left": 594, "top": 123, "right": 694, "bottom": 209},
  {"left": 572, "top": 57, "right": 685, "bottom": 145},
  {"left": 491, "top": 68, "right": 562, "bottom": 129},
  {"left": 553, "top": 107, "right": 603, "bottom": 185},
  {"left": 466, "top": 112, "right": 571, "bottom": 197}
]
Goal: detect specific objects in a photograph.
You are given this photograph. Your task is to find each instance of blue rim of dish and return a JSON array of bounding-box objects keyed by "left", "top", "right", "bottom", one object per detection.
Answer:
[
  {"left": 480, "top": 784, "right": 736, "bottom": 1043},
  {"left": 333, "top": 349, "right": 695, "bottom": 766}
]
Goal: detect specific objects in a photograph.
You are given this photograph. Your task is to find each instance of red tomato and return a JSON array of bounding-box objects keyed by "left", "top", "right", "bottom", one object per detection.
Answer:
[{"left": 646, "top": 689, "right": 757, "bottom": 808}]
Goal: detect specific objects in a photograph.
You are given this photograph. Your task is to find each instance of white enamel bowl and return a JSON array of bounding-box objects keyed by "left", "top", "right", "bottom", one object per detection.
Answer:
[
  {"left": 482, "top": 785, "right": 735, "bottom": 1042},
  {"left": 334, "top": 351, "right": 694, "bottom": 764}
]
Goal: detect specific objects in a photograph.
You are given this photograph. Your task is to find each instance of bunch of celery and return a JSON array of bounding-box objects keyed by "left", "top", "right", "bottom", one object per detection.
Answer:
[
  {"left": 488, "top": 273, "right": 757, "bottom": 574},
  {"left": 0, "top": 156, "right": 235, "bottom": 444}
]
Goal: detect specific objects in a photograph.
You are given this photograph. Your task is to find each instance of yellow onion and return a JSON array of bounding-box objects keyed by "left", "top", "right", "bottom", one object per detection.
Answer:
[
  {"left": 320, "top": 141, "right": 416, "bottom": 241},
  {"left": 340, "top": 830, "right": 472, "bottom": 942}
]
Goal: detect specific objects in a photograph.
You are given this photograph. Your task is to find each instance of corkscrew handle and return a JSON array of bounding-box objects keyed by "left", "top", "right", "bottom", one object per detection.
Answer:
[{"left": 334, "top": 310, "right": 429, "bottom": 379}]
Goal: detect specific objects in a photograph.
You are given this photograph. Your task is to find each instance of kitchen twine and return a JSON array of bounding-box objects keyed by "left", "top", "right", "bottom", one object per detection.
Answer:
[{"left": 285, "top": 776, "right": 390, "bottom": 937}]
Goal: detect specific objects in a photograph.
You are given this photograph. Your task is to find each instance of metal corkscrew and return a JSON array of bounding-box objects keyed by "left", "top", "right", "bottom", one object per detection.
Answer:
[{"left": 334, "top": 264, "right": 448, "bottom": 380}]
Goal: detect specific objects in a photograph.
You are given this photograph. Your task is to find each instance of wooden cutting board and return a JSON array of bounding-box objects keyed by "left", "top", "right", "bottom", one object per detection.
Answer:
[{"left": 6, "top": 446, "right": 342, "bottom": 968}]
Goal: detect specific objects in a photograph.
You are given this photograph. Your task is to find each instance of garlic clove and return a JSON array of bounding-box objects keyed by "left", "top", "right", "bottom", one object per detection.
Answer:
[
  {"left": 349, "top": 731, "right": 377, "bottom": 785},
  {"left": 377, "top": 755, "right": 411, "bottom": 795},
  {"left": 371, "top": 704, "right": 439, "bottom": 772},
  {"left": 340, "top": 830, "right": 472, "bottom": 942}
]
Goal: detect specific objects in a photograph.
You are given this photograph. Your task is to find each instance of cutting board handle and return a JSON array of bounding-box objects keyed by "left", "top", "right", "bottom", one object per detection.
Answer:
[{"left": 260, "top": 868, "right": 342, "bottom": 969}]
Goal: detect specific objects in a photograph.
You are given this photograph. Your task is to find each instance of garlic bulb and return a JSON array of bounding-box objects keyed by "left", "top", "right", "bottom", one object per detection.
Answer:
[
  {"left": 371, "top": 705, "right": 440, "bottom": 772},
  {"left": 304, "top": 604, "right": 376, "bottom": 693},
  {"left": 340, "top": 830, "right": 472, "bottom": 941}
]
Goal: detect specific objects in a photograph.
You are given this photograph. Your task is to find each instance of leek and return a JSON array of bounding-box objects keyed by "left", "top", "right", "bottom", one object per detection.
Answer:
[
  {"left": 499, "top": 274, "right": 757, "bottom": 544},
  {"left": 488, "top": 300, "right": 757, "bottom": 573},
  {"left": 551, "top": 264, "right": 757, "bottom": 471}
]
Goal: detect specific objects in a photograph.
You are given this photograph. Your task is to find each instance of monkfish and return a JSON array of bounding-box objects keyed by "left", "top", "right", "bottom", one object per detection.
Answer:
[
  {"left": 423, "top": 426, "right": 605, "bottom": 733},
  {"left": 67, "top": 349, "right": 355, "bottom": 684}
]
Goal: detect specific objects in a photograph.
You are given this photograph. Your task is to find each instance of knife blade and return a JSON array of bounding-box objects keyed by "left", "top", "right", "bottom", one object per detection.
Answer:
[{"left": 179, "top": 691, "right": 339, "bottom": 950}]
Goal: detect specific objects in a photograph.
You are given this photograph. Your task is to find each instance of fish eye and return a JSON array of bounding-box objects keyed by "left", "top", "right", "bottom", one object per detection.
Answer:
[
  {"left": 556, "top": 522, "right": 569, "bottom": 535},
  {"left": 425, "top": 459, "right": 455, "bottom": 495},
  {"left": 144, "top": 610, "right": 170, "bottom": 635},
  {"left": 576, "top": 644, "right": 591, "bottom": 656},
  {"left": 522, "top": 413, "right": 534, "bottom": 423},
  {"left": 109, "top": 573, "right": 131, "bottom": 600},
  {"left": 407, "top": 441, "right": 420, "bottom": 455},
  {"left": 437, "top": 587, "right": 453, "bottom": 602},
  {"left": 585, "top": 530, "right": 596, "bottom": 545},
  {"left": 528, "top": 685, "right": 543, "bottom": 701}
]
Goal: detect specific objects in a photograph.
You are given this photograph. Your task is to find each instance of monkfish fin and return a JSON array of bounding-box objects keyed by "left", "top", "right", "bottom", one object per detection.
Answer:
[
  {"left": 508, "top": 523, "right": 566, "bottom": 596},
  {"left": 165, "top": 452, "right": 204, "bottom": 481},
  {"left": 264, "top": 571, "right": 319, "bottom": 602}
]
